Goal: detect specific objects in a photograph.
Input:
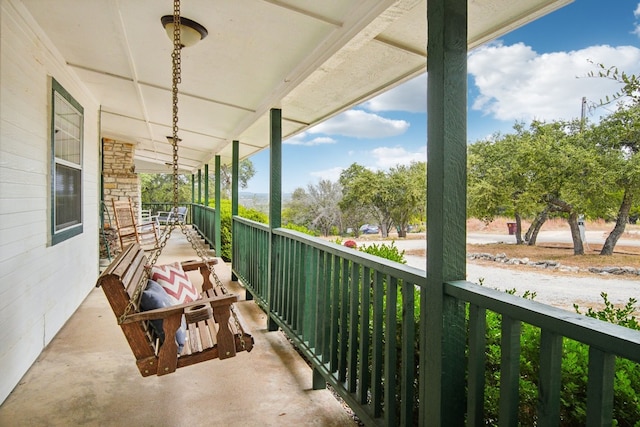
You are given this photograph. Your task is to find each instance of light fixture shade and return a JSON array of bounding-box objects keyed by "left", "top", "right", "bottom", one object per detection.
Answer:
[{"left": 161, "top": 16, "right": 208, "bottom": 48}]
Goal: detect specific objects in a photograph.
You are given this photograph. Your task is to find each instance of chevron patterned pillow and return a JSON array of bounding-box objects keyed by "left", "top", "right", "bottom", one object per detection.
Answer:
[{"left": 150, "top": 262, "right": 199, "bottom": 305}]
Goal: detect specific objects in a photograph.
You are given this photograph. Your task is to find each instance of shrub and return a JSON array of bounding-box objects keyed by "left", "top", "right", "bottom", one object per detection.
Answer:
[
  {"left": 216, "top": 200, "right": 267, "bottom": 261},
  {"left": 283, "top": 222, "right": 319, "bottom": 236},
  {"left": 358, "top": 241, "right": 406, "bottom": 264},
  {"left": 343, "top": 240, "right": 357, "bottom": 248},
  {"left": 480, "top": 291, "right": 640, "bottom": 425}
]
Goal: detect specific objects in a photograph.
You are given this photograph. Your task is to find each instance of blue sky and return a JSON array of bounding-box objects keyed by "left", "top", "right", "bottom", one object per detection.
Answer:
[{"left": 243, "top": 0, "right": 640, "bottom": 194}]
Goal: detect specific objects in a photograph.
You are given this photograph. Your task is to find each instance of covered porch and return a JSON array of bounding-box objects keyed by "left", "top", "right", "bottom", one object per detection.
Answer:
[
  {"left": 0, "top": 230, "right": 357, "bottom": 426},
  {"left": 3, "top": 0, "right": 640, "bottom": 425}
]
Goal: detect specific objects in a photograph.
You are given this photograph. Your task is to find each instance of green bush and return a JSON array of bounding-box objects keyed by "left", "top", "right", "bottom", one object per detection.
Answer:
[
  {"left": 480, "top": 291, "right": 640, "bottom": 425},
  {"left": 283, "top": 222, "right": 319, "bottom": 236},
  {"left": 216, "top": 200, "right": 267, "bottom": 261},
  {"left": 358, "top": 241, "right": 406, "bottom": 264}
]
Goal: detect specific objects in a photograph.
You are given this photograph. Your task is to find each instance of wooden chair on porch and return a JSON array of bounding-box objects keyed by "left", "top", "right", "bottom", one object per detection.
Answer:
[{"left": 111, "top": 198, "right": 159, "bottom": 250}]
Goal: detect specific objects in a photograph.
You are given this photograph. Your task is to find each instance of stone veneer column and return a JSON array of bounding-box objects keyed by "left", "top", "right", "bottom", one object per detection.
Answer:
[{"left": 102, "top": 138, "right": 140, "bottom": 227}]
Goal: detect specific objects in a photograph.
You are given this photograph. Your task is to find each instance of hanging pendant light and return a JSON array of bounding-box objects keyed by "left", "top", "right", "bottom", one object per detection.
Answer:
[{"left": 161, "top": 15, "right": 208, "bottom": 48}]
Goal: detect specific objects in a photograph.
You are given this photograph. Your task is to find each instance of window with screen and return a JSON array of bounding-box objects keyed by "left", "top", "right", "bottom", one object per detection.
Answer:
[{"left": 51, "top": 78, "right": 83, "bottom": 244}]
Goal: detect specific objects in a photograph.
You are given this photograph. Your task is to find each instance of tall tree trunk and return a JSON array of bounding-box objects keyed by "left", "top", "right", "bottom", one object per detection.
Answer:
[
  {"left": 380, "top": 221, "right": 389, "bottom": 238},
  {"left": 514, "top": 212, "right": 523, "bottom": 244},
  {"left": 600, "top": 189, "right": 633, "bottom": 255},
  {"left": 525, "top": 205, "right": 550, "bottom": 246},
  {"left": 567, "top": 211, "right": 584, "bottom": 255},
  {"left": 546, "top": 196, "right": 583, "bottom": 255}
]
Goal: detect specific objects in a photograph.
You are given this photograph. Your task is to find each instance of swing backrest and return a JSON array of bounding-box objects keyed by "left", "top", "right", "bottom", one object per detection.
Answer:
[{"left": 97, "top": 243, "right": 157, "bottom": 363}]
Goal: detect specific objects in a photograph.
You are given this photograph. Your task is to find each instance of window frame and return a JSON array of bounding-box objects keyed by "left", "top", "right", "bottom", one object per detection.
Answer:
[{"left": 50, "top": 78, "right": 84, "bottom": 245}]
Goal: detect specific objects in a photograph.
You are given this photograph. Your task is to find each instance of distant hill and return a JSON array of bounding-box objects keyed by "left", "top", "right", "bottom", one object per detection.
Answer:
[{"left": 238, "top": 192, "right": 291, "bottom": 212}]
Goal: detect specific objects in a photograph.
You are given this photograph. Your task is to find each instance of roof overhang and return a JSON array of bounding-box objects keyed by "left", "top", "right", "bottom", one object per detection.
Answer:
[{"left": 20, "top": 0, "right": 572, "bottom": 173}]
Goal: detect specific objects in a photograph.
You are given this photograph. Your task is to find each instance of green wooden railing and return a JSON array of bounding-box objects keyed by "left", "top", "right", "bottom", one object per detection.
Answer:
[
  {"left": 232, "top": 216, "right": 269, "bottom": 307},
  {"left": 190, "top": 204, "right": 216, "bottom": 249},
  {"left": 446, "top": 281, "right": 640, "bottom": 426},
  {"left": 231, "top": 216, "right": 640, "bottom": 426}
]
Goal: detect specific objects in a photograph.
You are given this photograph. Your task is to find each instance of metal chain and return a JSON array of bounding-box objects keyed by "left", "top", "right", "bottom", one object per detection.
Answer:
[
  {"left": 177, "top": 224, "right": 247, "bottom": 350},
  {"left": 118, "top": 0, "right": 182, "bottom": 324},
  {"left": 123, "top": 0, "right": 247, "bottom": 348},
  {"left": 171, "top": 0, "right": 181, "bottom": 218}
]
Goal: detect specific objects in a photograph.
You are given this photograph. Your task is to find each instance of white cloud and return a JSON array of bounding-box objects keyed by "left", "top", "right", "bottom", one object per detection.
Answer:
[
  {"left": 284, "top": 133, "right": 336, "bottom": 146},
  {"left": 309, "top": 166, "right": 344, "bottom": 182},
  {"left": 362, "top": 74, "right": 427, "bottom": 113},
  {"left": 309, "top": 109, "right": 410, "bottom": 138},
  {"left": 370, "top": 146, "right": 426, "bottom": 169},
  {"left": 468, "top": 42, "right": 640, "bottom": 122},
  {"left": 634, "top": 3, "right": 640, "bottom": 36}
]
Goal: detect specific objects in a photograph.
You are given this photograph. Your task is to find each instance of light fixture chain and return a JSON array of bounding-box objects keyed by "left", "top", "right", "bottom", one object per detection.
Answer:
[
  {"left": 171, "top": 0, "right": 181, "bottom": 214},
  {"left": 158, "top": 0, "right": 246, "bottom": 349}
]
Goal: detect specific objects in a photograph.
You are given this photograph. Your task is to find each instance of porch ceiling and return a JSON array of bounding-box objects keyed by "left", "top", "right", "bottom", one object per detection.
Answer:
[{"left": 20, "top": 0, "right": 571, "bottom": 173}]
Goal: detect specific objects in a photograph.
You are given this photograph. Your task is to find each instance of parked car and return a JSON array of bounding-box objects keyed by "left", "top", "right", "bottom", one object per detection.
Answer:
[{"left": 359, "top": 224, "right": 379, "bottom": 234}]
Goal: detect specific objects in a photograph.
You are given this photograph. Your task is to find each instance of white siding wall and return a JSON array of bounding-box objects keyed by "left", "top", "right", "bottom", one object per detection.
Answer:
[{"left": 0, "top": 1, "right": 100, "bottom": 404}]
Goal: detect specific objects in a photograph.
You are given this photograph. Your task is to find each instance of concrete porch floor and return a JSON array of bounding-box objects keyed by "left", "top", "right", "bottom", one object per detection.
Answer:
[{"left": 0, "top": 229, "right": 356, "bottom": 426}]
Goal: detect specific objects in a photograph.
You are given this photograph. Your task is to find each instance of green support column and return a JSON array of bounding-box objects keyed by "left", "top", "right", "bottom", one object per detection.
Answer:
[
  {"left": 197, "top": 169, "right": 202, "bottom": 204},
  {"left": 268, "top": 108, "right": 282, "bottom": 331},
  {"left": 191, "top": 174, "right": 195, "bottom": 204},
  {"left": 232, "top": 140, "right": 239, "bottom": 216},
  {"left": 191, "top": 174, "right": 195, "bottom": 225},
  {"left": 204, "top": 164, "right": 209, "bottom": 207},
  {"left": 214, "top": 155, "right": 221, "bottom": 258},
  {"left": 269, "top": 109, "right": 282, "bottom": 228},
  {"left": 231, "top": 140, "right": 240, "bottom": 283},
  {"left": 421, "top": 0, "right": 468, "bottom": 426}
]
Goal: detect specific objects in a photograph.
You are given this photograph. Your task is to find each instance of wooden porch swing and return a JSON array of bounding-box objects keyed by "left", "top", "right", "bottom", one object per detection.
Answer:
[{"left": 96, "top": 0, "right": 253, "bottom": 376}]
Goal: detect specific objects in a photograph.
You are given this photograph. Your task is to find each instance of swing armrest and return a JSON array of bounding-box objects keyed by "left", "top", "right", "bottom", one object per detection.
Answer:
[
  {"left": 181, "top": 258, "right": 218, "bottom": 271},
  {"left": 121, "top": 294, "right": 238, "bottom": 323},
  {"left": 181, "top": 259, "right": 219, "bottom": 291}
]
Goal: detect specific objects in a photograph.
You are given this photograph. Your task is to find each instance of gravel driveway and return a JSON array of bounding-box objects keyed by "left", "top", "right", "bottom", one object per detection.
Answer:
[{"left": 390, "top": 235, "right": 640, "bottom": 314}]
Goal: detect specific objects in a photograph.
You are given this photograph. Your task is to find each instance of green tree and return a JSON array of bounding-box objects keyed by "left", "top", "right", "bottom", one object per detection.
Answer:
[
  {"left": 282, "top": 187, "right": 314, "bottom": 228},
  {"left": 468, "top": 124, "right": 548, "bottom": 244},
  {"left": 468, "top": 120, "right": 608, "bottom": 254},
  {"left": 521, "top": 120, "right": 594, "bottom": 254},
  {"left": 468, "top": 132, "right": 520, "bottom": 230},
  {"left": 339, "top": 163, "right": 394, "bottom": 237},
  {"left": 142, "top": 159, "right": 256, "bottom": 204},
  {"left": 282, "top": 181, "right": 343, "bottom": 236},
  {"left": 140, "top": 173, "right": 192, "bottom": 204},
  {"left": 590, "top": 105, "right": 640, "bottom": 254},
  {"left": 387, "top": 162, "right": 426, "bottom": 237},
  {"left": 307, "top": 179, "right": 343, "bottom": 236},
  {"left": 215, "top": 159, "right": 256, "bottom": 199},
  {"left": 338, "top": 163, "right": 372, "bottom": 237},
  {"left": 587, "top": 64, "right": 640, "bottom": 255}
]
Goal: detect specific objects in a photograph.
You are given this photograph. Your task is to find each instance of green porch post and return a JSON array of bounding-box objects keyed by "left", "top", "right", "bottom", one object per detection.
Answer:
[
  {"left": 232, "top": 140, "right": 239, "bottom": 216},
  {"left": 197, "top": 169, "right": 202, "bottom": 204},
  {"left": 204, "top": 164, "right": 209, "bottom": 207},
  {"left": 422, "top": 0, "right": 468, "bottom": 425},
  {"left": 191, "top": 174, "right": 195, "bottom": 204},
  {"left": 231, "top": 140, "right": 240, "bottom": 283},
  {"left": 215, "top": 155, "right": 221, "bottom": 258},
  {"left": 268, "top": 108, "right": 282, "bottom": 331}
]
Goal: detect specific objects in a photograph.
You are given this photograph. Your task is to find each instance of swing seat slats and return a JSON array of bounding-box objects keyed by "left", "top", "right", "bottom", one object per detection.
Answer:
[{"left": 96, "top": 243, "right": 254, "bottom": 376}]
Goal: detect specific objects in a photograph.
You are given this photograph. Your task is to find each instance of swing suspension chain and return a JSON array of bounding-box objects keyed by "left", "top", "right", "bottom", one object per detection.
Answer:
[
  {"left": 177, "top": 225, "right": 247, "bottom": 350},
  {"left": 118, "top": 0, "right": 182, "bottom": 325},
  {"left": 123, "top": 0, "right": 246, "bottom": 348}
]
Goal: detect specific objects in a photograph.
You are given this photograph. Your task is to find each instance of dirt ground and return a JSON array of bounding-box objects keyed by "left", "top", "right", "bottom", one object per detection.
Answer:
[{"left": 371, "top": 218, "right": 640, "bottom": 270}]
